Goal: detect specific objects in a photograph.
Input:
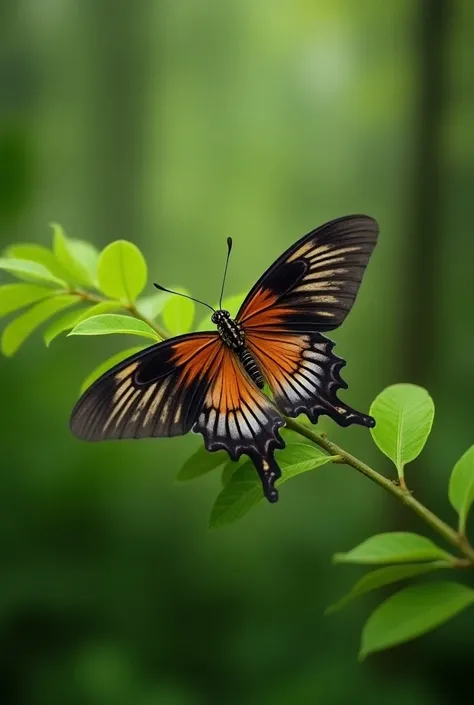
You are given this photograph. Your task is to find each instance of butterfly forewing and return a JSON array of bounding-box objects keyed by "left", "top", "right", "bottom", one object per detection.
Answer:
[
  {"left": 237, "top": 215, "right": 378, "bottom": 332},
  {"left": 70, "top": 332, "right": 222, "bottom": 441},
  {"left": 237, "top": 215, "right": 378, "bottom": 428}
]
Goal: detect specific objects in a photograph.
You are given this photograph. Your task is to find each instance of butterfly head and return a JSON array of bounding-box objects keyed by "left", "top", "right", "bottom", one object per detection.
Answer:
[{"left": 211, "top": 309, "right": 231, "bottom": 325}]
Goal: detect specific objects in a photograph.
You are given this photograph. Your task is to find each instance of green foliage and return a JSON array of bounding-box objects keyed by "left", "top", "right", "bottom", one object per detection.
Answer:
[
  {"left": 1, "top": 294, "right": 80, "bottom": 356},
  {"left": 2, "top": 227, "right": 474, "bottom": 661},
  {"left": 97, "top": 240, "right": 147, "bottom": 303},
  {"left": 51, "top": 222, "right": 97, "bottom": 287},
  {"left": 162, "top": 288, "right": 195, "bottom": 334},
  {"left": 210, "top": 444, "right": 334, "bottom": 529},
  {"left": 0, "top": 257, "right": 67, "bottom": 287},
  {"left": 449, "top": 445, "right": 474, "bottom": 533},
  {"left": 68, "top": 314, "right": 160, "bottom": 342},
  {"left": 359, "top": 582, "right": 474, "bottom": 660},
  {"left": 333, "top": 532, "right": 453, "bottom": 566},
  {"left": 370, "top": 383, "right": 434, "bottom": 482},
  {"left": 0, "top": 283, "right": 54, "bottom": 316},
  {"left": 326, "top": 563, "right": 448, "bottom": 615},
  {"left": 177, "top": 446, "right": 228, "bottom": 481}
]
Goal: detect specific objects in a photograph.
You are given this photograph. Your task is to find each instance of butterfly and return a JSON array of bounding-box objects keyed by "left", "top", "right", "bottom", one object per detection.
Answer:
[{"left": 70, "top": 215, "right": 378, "bottom": 503}]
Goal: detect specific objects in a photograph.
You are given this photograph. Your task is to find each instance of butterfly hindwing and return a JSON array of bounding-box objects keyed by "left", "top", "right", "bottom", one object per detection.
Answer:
[
  {"left": 193, "top": 344, "right": 285, "bottom": 502},
  {"left": 70, "top": 332, "right": 222, "bottom": 441},
  {"left": 237, "top": 215, "right": 378, "bottom": 333},
  {"left": 245, "top": 329, "right": 374, "bottom": 427}
]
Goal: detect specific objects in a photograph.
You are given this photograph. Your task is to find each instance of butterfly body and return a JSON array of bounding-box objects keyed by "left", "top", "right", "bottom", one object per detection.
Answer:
[
  {"left": 212, "top": 309, "right": 265, "bottom": 389},
  {"left": 71, "top": 215, "right": 379, "bottom": 504}
]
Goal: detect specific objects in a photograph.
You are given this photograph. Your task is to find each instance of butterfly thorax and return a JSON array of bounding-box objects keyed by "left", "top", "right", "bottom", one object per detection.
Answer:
[{"left": 211, "top": 310, "right": 264, "bottom": 388}]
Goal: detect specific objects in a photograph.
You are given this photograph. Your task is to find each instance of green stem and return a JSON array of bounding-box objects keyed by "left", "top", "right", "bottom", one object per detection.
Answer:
[{"left": 285, "top": 418, "right": 474, "bottom": 565}]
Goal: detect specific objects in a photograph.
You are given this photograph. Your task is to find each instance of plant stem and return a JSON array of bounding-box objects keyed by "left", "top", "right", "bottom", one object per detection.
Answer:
[
  {"left": 107, "top": 295, "right": 474, "bottom": 566},
  {"left": 285, "top": 418, "right": 474, "bottom": 565}
]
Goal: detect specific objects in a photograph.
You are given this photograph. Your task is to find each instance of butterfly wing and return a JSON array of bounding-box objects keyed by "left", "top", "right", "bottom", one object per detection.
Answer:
[
  {"left": 237, "top": 215, "right": 378, "bottom": 427},
  {"left": 193, "top": 344, "right": 285, "bottom": 502},
  {"left": 244, "top": 329, "right": 374, "bottom": 427},
  {"left": 71, "top": 331, "right": 285, "bottom": 502},
  {"left": 237, "top": 215, "right": 378, "bottom": 333},
  {"left": 70, "top": 332, "right": 222, "bottom": 441}
]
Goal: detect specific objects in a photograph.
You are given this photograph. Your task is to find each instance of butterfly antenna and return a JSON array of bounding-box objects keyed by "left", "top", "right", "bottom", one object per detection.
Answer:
[
  {"left": 153, "top": 284, "right": 215, "bottom": 313},
  {"left": 219, "top": 237, "right": 233, "bottom": 310}
]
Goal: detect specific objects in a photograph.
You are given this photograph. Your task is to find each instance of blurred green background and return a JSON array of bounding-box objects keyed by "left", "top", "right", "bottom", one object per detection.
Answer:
[{"left": 1, "top": 0, "right": 473, "bottom": 703}]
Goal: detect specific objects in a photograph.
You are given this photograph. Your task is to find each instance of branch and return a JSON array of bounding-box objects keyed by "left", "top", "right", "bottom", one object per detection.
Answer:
[{"left": 284, "top": 418, "right": 474, "bottom": 565}]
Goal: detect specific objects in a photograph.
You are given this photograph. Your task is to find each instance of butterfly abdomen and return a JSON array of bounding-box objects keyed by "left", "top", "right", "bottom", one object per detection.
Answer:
[{"left": 239, "top": 348, "right": 264, "bottom": 389}]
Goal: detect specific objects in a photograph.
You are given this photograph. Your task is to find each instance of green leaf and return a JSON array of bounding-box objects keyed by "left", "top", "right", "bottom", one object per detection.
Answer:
[
  {"left": 161, "top": 288, "right": 194, "bottom": 335},
  {"left": 136, "top": 291, "right": 170, "bottom": 320},
  {"left": 359, "top": 582, "right": 474, "bottom": 660},
  {"left": 334, "top": 532, "right": 452, "bottom": 566},
  {"left": 177, "top": 447, "right": 228, "bottom": 481},
  {"left": 0, "top": 283, "right": 55, "bottom": 317},
  {"left": 67, "top": 239, "right": 99, "bottom": 283},
  {"left": 369, "top": 383, "right": 435, "bottom": 481},
  {"left": 68, "top": 314, "right": 160, "bottom": 342},
  {"left": 210, "top": 444, "right": 333, "bottom": 529},
  {"left": 221, "top": 458, "right": 243, "bottom": 486},
  {"left": 51, "top": 223, "right": 95, "bottom": 287},
  {"left": 80, "top": 347, "right": 146, "bottom": 393},
  {"left": 97, "top": 240, "right": 147, "bottom": 303},
  {"left": 0, "top": 258, "right": 67, "bottom": 288},
  {"left": 74, "top": 300, "right": 124, "bottom": 324},
  {"left": 1, "top": 295, "right": 80, "bottom": 356},
  {"left": 43, "top": 307, "right": 88, "bottom": 346},
  {"left": 449, "top": 445, "right": 474, "bottom": 533},
  {"left": 4, "top": 243, "right": 70, "bottom": 281},
  {"left": 326, "top": 562, "right": 449, "bottom": 615}
]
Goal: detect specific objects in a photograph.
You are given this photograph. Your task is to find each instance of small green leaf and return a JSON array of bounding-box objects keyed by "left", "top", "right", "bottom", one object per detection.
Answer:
[
  {"left": 0, "top": 258, "right": 67, "bottom": 288},
  {"left": 162, "top": 288, "right": 194, "bottom": 335},
  {"left": 43, "top": 308, "right": 88, "bottom": 346},
  {"left": 136, "top": 291, "right": 170, "bottom": 320},
  {"left": 359, "top": 581, "right": 474, "bottom": 660},
  {"left": 80, "top": 347, "right": 146, "bottom": 393},
  {"left": 68, "top": 314, "right": 160, "bottom": 342},
  {"left": 74, "top": 300, "right": 123, "bottom": 324},
  {"left": 1, "top": 295, "right": 80, "bottom": 356},
  {"left": 67, "top": 239, "right": 99, "bottom": 282},
  {"left": 449, "top": 445, "right": 474, "bottom": 533},
  {"left": 370, "top": 384, "right": 435, "bottom": 481},
  {"left": 221, "top": 458, "right": 243, "bottom": 486},
  {"left": 51, "top": 223, "right": 95, "bottom": 287},
  {"left": 4, "top": 243, "right": 70, "bottom": 281},
  {"left": 210, "top": 444, "right": 333, "bottom": 529},
  {"left": 177, "top": 447, "right": 228, "bottom": 481},
  {"left": 97, "top": 240, "right": 147, "bottom": 303},
  {"left": 334, "top": 532, "right": 452, "bottom": 566},
  {"left": 326, "top": 562, "right": 449, "bottom": 615},
  {"left": 0, "top": 283, "right": 54, "bottom": 317}
]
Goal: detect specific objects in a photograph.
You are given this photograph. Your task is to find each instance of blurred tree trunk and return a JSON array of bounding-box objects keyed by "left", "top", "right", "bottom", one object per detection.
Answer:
[
  {"left": 403, "top": 0, "right": 452, "bottom": 386},
  {"left": 83, "top": 0, "right": 158, "bottom": 247}
]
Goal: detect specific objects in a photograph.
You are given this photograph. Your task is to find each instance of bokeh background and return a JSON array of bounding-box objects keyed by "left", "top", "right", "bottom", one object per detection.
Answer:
[{"left": 1, "top": 1, "right": 473, "bottom": 703}]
